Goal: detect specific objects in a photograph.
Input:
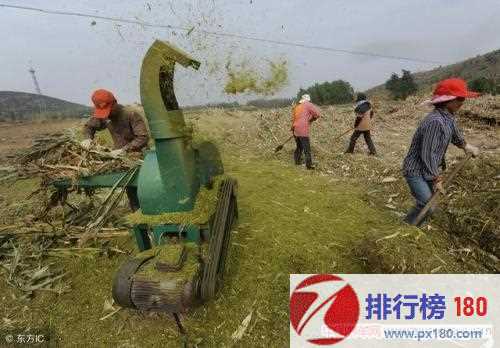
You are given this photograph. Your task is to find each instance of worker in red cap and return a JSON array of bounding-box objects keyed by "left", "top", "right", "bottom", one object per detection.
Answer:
[
  {"left": 81, "top": 89, "right": 149, "bottom": 211},
  {"left": 402, "top": 78, "right": 480, "bottom": 226}
]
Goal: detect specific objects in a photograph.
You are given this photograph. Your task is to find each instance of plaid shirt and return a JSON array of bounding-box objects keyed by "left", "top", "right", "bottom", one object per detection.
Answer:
[{"left": 402, "top": 108, "right": 465, "bottom": 180}]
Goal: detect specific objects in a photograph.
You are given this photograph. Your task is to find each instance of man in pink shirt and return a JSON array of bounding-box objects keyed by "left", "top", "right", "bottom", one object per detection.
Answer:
[{"left": 291, "top": 94, "right": 321, "bottom": 169}]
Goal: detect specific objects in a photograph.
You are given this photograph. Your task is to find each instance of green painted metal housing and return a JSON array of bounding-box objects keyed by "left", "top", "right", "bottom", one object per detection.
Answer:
[
  {"left": 53, "top": 172, "right": 137, "bottom": 189},
  {"left": 53, "top": 40, "right": 226, "bottom": 247},
  {"left": 138, "top": 40, "right": 202, "bottom": 215}
]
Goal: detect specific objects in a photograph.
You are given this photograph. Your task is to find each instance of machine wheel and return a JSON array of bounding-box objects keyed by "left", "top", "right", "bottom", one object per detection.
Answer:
[
  {"left": 112, "top": 256, "right": 154, "bottom": 308},
  {"left": 200, "top": 178, "right": 238, "bottom": 300}
]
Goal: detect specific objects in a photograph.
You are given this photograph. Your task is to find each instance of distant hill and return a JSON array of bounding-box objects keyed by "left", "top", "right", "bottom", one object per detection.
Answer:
[
  {"left": 0, "top": 91, "right": 91, "bottom": 121},
  {"left": 367, "top": 49, "right": 500, "bottom": 96}
]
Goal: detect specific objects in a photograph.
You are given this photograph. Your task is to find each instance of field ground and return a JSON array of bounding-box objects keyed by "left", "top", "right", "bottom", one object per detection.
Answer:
[
  {"left": 0, "top": 119, "right": 82, "bottom": 158},
  {"left": 0, "top": 98, "right": 498, "bottom": 346}
]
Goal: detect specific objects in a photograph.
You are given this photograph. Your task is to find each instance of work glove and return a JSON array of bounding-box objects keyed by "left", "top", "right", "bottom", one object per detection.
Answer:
[
  {"left": 109, "top": 148, "right": 125, "bottom": 158},
  {"left": 464, "top": 143, "right": 480, "bottom": 157},
  {"left": 433, "top": 177, "right": 445, "bottom": 194},
  {"left": 80, "top": 139, "right": 93, "bottom": 150}
]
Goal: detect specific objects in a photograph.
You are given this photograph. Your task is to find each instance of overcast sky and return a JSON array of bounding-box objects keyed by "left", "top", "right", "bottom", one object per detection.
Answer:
[{"left": 1, "top": 0, "right": 500, "bottom": 106}]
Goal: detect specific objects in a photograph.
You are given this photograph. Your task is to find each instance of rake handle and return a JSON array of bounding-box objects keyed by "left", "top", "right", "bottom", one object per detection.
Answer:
[
  {"left": 414, "top": 153, "right": 472, "bottom": 226},
  {"left": 274, "top": 135, "right": 294, "bottom": 152},
  {"left": 333, "top": 127, "right": 354, "bottom": 141}
]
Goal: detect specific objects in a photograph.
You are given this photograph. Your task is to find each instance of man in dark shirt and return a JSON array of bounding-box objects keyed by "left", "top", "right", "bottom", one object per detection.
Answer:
[
  {"left": 402, "top": 78, "right": 479, "bottom": 226},
  {"left": 81, "top": 89, "right": 149, "bottom": 211}
]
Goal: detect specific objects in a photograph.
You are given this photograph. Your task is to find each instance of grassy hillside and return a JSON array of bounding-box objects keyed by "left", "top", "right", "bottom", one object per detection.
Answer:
[
  {"left": 0, "top": 91, "right": 90, "bottom": 121},
  {"left": 368, "top": 49, "right": 500, "bottom": 96}
]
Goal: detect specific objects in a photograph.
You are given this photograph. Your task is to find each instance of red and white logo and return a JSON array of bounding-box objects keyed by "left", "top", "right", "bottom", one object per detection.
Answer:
[{"left": 290, "top": 274, "right": 360, "bottom": 346}]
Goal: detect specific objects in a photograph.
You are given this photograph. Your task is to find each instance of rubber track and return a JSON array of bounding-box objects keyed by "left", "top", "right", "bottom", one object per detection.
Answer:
[{"left": 200, "top": 178, "right": 237, "bottom": 300}]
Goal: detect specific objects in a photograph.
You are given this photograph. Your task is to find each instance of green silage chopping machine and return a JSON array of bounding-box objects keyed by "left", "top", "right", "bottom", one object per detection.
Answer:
[{"left": 54, "top": 40, "right": 238, "bottom": 314}]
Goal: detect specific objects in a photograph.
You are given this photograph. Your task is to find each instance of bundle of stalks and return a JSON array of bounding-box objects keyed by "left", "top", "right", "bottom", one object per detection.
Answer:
[
  {"left": 14, "top": 132, "right": 141, "bottom": 185},
  {"left": 0, "top": 130, "right": 138, "bottom": 295}
]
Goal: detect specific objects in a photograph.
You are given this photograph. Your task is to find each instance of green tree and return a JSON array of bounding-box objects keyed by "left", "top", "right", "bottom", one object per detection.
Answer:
[
  {"left": 385, "top": 73, "right": 400, "bottom": 95},
  {"left": 385, "top": 70, "right": 418, "bottom": 100},
  {"left": 296, "top": 80, "right": 354, "bottom": 105},
  {"left": 469, "top": 77, "right": 497, "bottom": 95},
  {"left": 400, "top": 70, "right": 418, "bottom": 99}
]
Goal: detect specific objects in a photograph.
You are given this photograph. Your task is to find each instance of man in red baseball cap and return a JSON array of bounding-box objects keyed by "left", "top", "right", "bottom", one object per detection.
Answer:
[
  {"left": 91, "top": 89, "right": 116, "bottom": 119},
  {"left": 402, "top": 78, "right": 480, "bottom": 226},
  {"left": 81, "top": 89, "right": 149, "bottom": 211}
]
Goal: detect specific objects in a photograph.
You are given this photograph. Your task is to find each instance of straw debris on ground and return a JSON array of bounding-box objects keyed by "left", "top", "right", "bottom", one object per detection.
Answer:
[
  {"left": 186, "top": 94, "right": 499, "bottom": 274},
  {"left": 0, "top": 94, "right": 498, "bottom": 346}
]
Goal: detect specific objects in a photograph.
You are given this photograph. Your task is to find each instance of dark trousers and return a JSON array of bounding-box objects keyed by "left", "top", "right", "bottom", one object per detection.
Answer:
[
  {"left": 294, "top": 136, "right": 313, "bottom": 168},
  {"left": 126, "top": 187, "right": 140, "bottom": 212},
  {"left": 346, "top": 130, "right": 377, "bottom": 155}
]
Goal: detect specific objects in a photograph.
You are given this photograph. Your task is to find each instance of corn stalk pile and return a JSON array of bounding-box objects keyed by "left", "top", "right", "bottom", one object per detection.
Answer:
[
  {"left": 195, "top": 97, "right": 499, "bottom": 272},
  {"left": 249, "top": 105, "right": 404, "bottom": 184},
  {"left": 442, "top": 156, "right": 500, "bottom": 258},
  {"left": 7, "top": 131, "right": 141, "bottom": 241},
  {"left": 459, "top": 95, "right": 500, "bottom": 126},
  {"left": 0, "top": 132, "right": 140, "bottom": 297},
  {"left": 12, "top": 132, "right": 140, "bottom": 185}
]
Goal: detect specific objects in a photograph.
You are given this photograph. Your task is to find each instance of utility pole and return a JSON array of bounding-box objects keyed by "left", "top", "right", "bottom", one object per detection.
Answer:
[
  {"left": 28, "top": 67, "right": 45, "bottom": 119},
  {"left": 29, "top": 67, "right": 42, "bottom": 95}
]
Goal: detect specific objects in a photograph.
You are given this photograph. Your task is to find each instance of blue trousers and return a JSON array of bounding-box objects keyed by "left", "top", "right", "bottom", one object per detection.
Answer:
[{"left": 404, "top": 176, "right": 435, "bottom": 226}]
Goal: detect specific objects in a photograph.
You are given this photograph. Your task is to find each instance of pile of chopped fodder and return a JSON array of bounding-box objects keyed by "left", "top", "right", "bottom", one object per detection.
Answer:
[
  {"left": 357, "top": 227, "right": 487, "bottom": 273},
  {"left": 13, "top": 132, "right": 141, "bottom": 186},
  {"left": 441, "top": 155, "right": 500, "bottom": 257},
  {"left": 127, "top": 175, "right": 225, "bottom": 226},
  {"left": 134, "top": 242, "right": 200, "bottom": 283}
]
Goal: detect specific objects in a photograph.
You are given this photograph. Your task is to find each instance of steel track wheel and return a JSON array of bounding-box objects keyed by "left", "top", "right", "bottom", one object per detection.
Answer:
[
  {"left": 200, "top": 178, "right": 237, "bottom": 300},
  {"left": 112, "top": 256, "right": 154, "bottom": 308}
]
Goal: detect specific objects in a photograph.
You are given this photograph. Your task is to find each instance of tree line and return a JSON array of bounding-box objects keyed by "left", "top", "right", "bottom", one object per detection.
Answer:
[
  {"left": 190, "top": 68, "right": 498, "bottom": 110},
  {"left": 384, "top": 70, "right": 499, "bottom": 99}
]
